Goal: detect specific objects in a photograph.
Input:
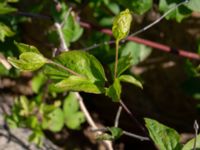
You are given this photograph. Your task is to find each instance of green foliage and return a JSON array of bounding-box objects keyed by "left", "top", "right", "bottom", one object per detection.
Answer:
[
  {"left": 119, "top": 75, "right": 143, "bottom": 89},
  {"left": 49, "top": 2, "right": 83, "bottom": 47},
  {"left": 6, "top": 96, "right": 66, "bottom": 145},
  {"left": 8, "top": 52, "right": 47, "bottom": 71},
  {"left": 0, "top": 2, "right": 16, "bottom": 15},
  {"left": 116, "top": 0, "right": 152, "bottom": 15},
  {"left": 2, "top": 0, "right": 200, "bottom": 148},
  {"left": 145, "top": 118, "right": 182, "bottom": 150},
  {"left": 14, "top": 41, "right": 40, "bottom": 54},
  {"left": 112, "top": 9, "right": 132, "bottom": 42},
  {"left": 96, "top": 127, "right": 123, "bottom": 141},
  {"left": 120, "top": 41, "right": 152, "bottom": 66},
  {"left": 53, "top": 75, "right": 105, "bottom": 94},
  {"left": 106, "top": 78, "right": 121, "bottom": 102},
  {"left": 182, "top": 134, "right": 200, "bottom": 150},
  {"left": 159, "top": 0, "right": 193, "bottom": 22},
  {"left": 45, "top": 51, "right": 106, "bottom": 94},
  {"left": 109, "top": 54, "right": 132, "bottom": 78},
  {"left": 47, "top": 108, "right": 64, "bottom": 132},
  {"left": 0, "top": 22, "right": 15, "bottom": 42},
  {"left": 63, "top": 92, "right": 85, "bottom": 130},
  {"left": 31, "top": 72, "right": 47, "bottom": 93}
]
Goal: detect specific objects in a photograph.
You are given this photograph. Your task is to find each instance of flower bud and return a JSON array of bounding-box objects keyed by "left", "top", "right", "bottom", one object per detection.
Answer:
[{"left": 112, "top": 9, "right": 132, "bottom": 41}]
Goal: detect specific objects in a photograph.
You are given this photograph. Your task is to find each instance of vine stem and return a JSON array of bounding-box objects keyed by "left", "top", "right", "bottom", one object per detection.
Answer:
[
  {"left": 119, "top": 100, "right": 146, "bottom": 132},
  {"left": 53, "top": 11, "right": 113, "bottom": 150},
  {"left": 114, "top": 106, "right": 122, "bottom": 127},
  {"left": 114, "top": 40, "right": 119, "bottom": 79}
]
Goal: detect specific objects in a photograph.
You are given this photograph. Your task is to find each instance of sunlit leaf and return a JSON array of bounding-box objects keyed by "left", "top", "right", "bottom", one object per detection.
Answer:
[
  {"left": 8, "top": 52, "right": 47, "bottom": 71},
  {"left": 106, "top": 78, "right": 121, "bottom": 102},
  {"left": 145, "top": 118, "right": 181, "bottom": 150},
  {"left": 47, "top": 108, "right": 64, "bottom": 132},
  {"left": 0, "top": 3, "right": 16, "bottom": 15},
  {"left": 120, "top": 41, "right": 152, "bottom": 65},
  {"left": 63, "top": 92, "right": 85, "bottom": 130},
  {"left": 0, "top": 22, "right": 15, "bottom": 42},
  {"left": 119, "top": 75, "right": 143, "bottom": 89},
  {"left": 14, "top": 41, "right": 40, "bottom": 54},
  {"left": 182, "top": 134, "right": 200, "bottom": 150},
  {"left": 53, "top": 75, "right": 105, "bottom": 94}
]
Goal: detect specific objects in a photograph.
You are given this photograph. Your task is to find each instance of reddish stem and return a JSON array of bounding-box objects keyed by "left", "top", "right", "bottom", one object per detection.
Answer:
[{"left": 80, "top": 21, "right": 200, "bottom": 60}]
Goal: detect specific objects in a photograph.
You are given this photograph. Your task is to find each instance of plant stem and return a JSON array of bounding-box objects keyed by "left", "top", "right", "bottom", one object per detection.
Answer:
[
  {"left": 114, "top": 40, "right": 119, "bottom": 79},
  {"left": 47, "top": 59, "right": 84, "bottom": 78},
  {"left": 123, "top": 131, "right": 150, "bottom": 141},
  {"left": 52, "top": 14, "right": 113, "bottom": 150},
  {"left": 119, "top": 100, "right": 146, "bottom": 132},
  {"left": 114, "top": 106, "right": 122, "bottom": 127}
]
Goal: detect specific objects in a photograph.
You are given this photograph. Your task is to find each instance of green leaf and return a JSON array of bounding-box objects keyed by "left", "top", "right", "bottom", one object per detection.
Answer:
[
  {"left": 159, "top": 0, "right": 192, "bottom": 22},
  {"left": 0, "top": 3, "right": 16, "bottom": 15},
  {"left": 182, "top": 134, "right": 200, "bottom": 150},
  {"left": 50, "top": 3, "right": 83, "bottom": 46},
  {"left": 19, "top": 96, "right": 29, "bottom": 116},
  {"left": 31, "top": 72, "right": 47, "bottom": 93},
  {"left": 44, "top": 50, "right": 106, "bottom": 82},
  {"left": 53, "top": 75, "right": 105, "bottom": 94},
  {"left": 14, "top": 41, "right": 40, "bottom": 54},
  {"left": 145, "top": 118, "right": 181, "bottom": 150},
  {"left": 186, "top": 0, "right": 200, "bottom": 12},
  {"left": 26, "top": 116, "right": 39, "bottom": 129},
  {"left": 108, "top": 127, "right": 123, "bottom": 140},
  {"left": 120, "top": 41, "right": 152, "bottom": 65},
  {"left": 28, "top": 130, "right": 43, "bottom": 146},
  {"left": 106, "top": 2, "right": 120, "bottom": 15},
  {"left": 105, "top": 78, "right": 121, "bottom": 102},
  {"left": 112, "top": 9, "right": 132, "bottom": 41},
  {"left": 0, "top": 22, "right": 15, "bottom": 42},
  {"left": 116, "top": 0, "right": 152, "bottom": 15},
  {"left": 119, "top": 75, "right": 143, "bottom": 89},
  {"left": 97, "top": 127, "right": 123, "bottom": 141},
  {"left": 47, "top": 108, "right": 64, "bottom": 132},
  {"left": 63, "top": 92, "right": 85, "bottom": 130},
  {"left": 8, "top": 52, "right": 47, "bottom": 71},
  {"left": 109, "top": 54, "right": 132, "bottom": 78}
]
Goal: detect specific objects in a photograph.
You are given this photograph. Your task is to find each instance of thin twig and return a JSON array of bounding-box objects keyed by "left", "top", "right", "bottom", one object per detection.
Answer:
[
  {"left": 54, "top": 22, "right": 68, "bottom": 51},
  {"left": 14, "top": 6, "right": 200, "bottom": 60},
  {"left": 90, "top": 128, "right": 150, "bottom": 141},
  {"left": 114, "top": 41, "right": 119, "bottom": 79},
  {"left": 119, "top": 100, "right": 146, "bottom": 132},
  {"left": 193, "top": 120, "right": 199, "bottom": 150},
  {"left": 127, "top": 0, "right": 190, "bottom": 38},
  {"left": 114, "top": 106, "right": 122, "bottom": 127},
  {"left": 53, "top": 15, "right": 113, "bottom": 150},
  {"left": 0, "top": 54, "right": 11, "bottom": 70},
  {"left": 75, "top": 93, "right": 113, "bottom": 150},
  {"left": 123, "top": 131, "right": 150, "bottom": 141}
]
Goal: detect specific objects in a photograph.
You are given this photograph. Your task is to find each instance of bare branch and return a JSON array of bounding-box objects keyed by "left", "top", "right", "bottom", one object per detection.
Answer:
[
  {"left": 127, "top": 0, "right": 190, "bottom": 38},
  {"left": 54, "top": 22, "right": 68, "bottom": 51},
  {"left": 114, "top": 106, "right": 122, "bottom": 127},
  {"left": 53, "top": 11, "right": 113, "bottom": 150},
  {"left": 123, "top": 131, "right": 150, "bottom": 141},
  {"left": 0, "top": 54, "right": 11, "bottom": 70}
]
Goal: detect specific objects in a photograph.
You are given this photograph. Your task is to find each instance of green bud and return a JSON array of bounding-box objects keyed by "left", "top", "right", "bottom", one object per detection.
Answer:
[{"left": 112, "top": 9, "right": 132, "bottom": 41}]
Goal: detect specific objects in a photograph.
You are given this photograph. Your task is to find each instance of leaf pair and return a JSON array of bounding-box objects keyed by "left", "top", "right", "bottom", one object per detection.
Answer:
[
  {"left": 106, "top": 75, "right": 142, "bottom": 102},
  {"left": 45, "top": 50, "right": 107, "bottom": 94}
]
